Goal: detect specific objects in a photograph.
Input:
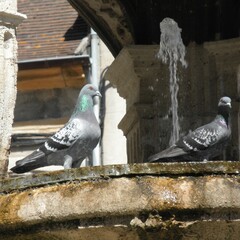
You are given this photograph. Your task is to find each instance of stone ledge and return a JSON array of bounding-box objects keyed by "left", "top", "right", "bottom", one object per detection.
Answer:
[
  {"left": 1, "top": 161, "right": 240, "bottom": 193},
  {"left": 1, "top": 175, "right": 240, "bottom": 225},
  {"left": 1, "top": 161, "right": 240, "bottom": 239}
]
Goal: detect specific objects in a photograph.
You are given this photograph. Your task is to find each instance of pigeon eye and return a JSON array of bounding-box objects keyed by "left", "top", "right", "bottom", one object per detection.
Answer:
[{"left": 89, "top": 86, "right": 94, "bottom": 91}]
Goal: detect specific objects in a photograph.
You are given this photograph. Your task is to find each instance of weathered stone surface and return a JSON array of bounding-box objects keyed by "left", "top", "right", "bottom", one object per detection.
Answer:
[
  {"left": 0, "top": 1, "right": 26, "bottom": 177},
  {"left": 1, "top": 162, "right": 240, "bottom": 239},
  {"left": 68, "top": 0, "right": 134, "bottom": 56},
  {"left": 2, "top": 161, "right": 240, "bottom": 192}
]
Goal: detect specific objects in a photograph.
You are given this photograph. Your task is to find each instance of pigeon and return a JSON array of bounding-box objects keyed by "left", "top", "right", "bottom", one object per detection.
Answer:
[
  {"left": 11, "top": 84, "right": 101, "bottom": 173},
  {"left": 149, "top": 96, "right": 231, "bottom": 162}
]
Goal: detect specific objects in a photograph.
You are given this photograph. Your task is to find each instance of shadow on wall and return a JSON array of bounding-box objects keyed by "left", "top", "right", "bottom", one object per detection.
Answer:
[{"left": 64, "top": 16, "right": 89, "bottom": 41}]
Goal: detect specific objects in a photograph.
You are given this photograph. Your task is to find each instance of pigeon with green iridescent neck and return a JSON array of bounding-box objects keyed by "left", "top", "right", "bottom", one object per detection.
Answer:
[
  {"left": 149, "top": 96, "right": 231, "bottom": 162},
  {"left": 11, "top": 84, "right": 101, "bottom": 173}
]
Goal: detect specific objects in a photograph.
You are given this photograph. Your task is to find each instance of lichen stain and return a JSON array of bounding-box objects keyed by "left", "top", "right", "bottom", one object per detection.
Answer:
[
  {"left": 0, "top": 183, "right": 78, "bottom": 228},
  {"left": 0, "top": 178, "right": 125, "bottom": 229},
  {"left": 58, "top": 178, "right": 114, "bottom": 199},
  {"left": 2, "top": 161, "right": 240, "bottom": 194},
  {"left": 0, "top": 190, "right": 32, "bottom": 226},
  {"left": 138, "top": 176, "right": 196, "bottom": 211}
]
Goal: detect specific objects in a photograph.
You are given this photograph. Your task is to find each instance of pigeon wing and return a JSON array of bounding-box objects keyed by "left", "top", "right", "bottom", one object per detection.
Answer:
[
  {"left": 39, "top": 118, "right": 83, "bottom": 154},
  {"left": 177, "top": 122, "right": 228, "bottom": 153}
]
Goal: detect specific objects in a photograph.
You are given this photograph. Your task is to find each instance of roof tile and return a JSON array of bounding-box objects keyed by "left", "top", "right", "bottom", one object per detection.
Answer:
[{"left": 17, "top": 0, "right": 89, "bottom": 61}]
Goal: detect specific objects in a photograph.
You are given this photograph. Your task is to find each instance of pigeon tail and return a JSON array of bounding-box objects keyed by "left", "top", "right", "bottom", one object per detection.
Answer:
[
  {"left": 148, "top": 145, "right": 187, "bottom": 162},
  {"left": 10, "top": 151, "right": 48, "bottom": 173}
]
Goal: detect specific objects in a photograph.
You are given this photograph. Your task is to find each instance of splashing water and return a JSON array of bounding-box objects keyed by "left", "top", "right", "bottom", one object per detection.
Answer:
[{"left": 157, "top": 18, "right": 187, "bottom": 145}]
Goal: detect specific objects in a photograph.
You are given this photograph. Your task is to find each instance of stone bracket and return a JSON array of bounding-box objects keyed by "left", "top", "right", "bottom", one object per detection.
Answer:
[{"left": 0, "top": 11, "right": 27, "bottom": 26}]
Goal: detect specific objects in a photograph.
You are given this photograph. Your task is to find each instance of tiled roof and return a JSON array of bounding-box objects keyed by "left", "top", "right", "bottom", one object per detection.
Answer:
[{"left": 17, "top": 0, "right": 89, "bottom": 61}]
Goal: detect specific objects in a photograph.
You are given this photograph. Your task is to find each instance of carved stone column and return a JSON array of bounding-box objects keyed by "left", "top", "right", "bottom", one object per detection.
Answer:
[{"left": 0, "top": 1, "right": 26, "bottom": 177}]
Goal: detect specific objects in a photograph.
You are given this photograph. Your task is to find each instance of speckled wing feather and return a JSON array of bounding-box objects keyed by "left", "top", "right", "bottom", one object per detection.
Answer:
[
  {"left": 40, "top": 118, "right": 83, "bottom": 154},
  {"left": 149, "top": 117, "right": 230, "bottom": 162},
  {"left": 177, "top": 120, "right": 228, "bottom": 153}
]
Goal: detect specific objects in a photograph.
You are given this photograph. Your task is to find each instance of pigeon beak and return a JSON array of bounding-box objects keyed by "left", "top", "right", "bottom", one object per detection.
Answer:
[
  {"left": 95, "top": 91, "right": 102, "bottom": 98},
  {"left": 227, "top": 102, "right": 231, "bottom": 108}
]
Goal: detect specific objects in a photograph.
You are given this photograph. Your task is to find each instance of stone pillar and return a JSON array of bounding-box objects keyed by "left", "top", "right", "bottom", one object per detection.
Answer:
[
  {"left": 106, "top": 39, "right": 240, "bottom": 163},
  {"left": 0, "top": 1, "right": 26, "bottom": 177}
]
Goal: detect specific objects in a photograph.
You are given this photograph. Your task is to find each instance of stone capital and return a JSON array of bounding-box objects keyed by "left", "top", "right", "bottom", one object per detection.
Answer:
[{"left": 0, "top": 11, "right": 27, "bottom": 27}]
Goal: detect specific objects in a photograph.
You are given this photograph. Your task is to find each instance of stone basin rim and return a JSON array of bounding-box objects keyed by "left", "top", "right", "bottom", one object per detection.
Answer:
[{"left": 1, "top": 160, "right": 240, "bottom": 193}]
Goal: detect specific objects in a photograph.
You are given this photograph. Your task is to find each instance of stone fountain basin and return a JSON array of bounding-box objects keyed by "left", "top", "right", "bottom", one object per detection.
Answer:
[{"left": 1, "top": 161, "right": 240, "bottom": 240}]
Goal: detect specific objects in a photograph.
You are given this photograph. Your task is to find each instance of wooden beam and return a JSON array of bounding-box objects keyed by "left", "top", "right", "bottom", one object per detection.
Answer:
[
  {"left": 12, "top": 118, "right": 67, "bottom": 134},
  {"left": 17, "top": 65, "right": 86, "bottom": 91}
]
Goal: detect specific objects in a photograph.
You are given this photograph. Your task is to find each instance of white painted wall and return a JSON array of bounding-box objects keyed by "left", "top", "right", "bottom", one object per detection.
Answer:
[{"left": 99, "top": 41, "right": 127, "bottom": 165}]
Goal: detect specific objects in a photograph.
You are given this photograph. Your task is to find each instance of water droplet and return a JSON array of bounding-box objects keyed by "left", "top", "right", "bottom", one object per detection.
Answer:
[{"left": 148, "top": 86, "right": 154, "bottom": 91}]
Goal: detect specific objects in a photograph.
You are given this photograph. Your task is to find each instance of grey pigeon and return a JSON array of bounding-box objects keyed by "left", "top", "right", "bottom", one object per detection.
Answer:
[
  {"left": 11, "top": 84, "right": 101, "bottom": 173},
  {"left": 149, "top": 96, "right": 231, "bottom": 162}
]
